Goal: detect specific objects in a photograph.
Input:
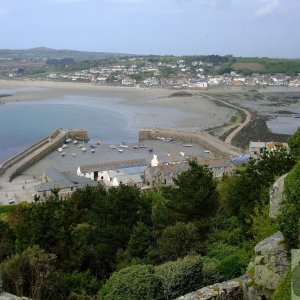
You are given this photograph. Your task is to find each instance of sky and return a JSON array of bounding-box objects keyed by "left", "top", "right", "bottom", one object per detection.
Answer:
[{"left": 0, "top": 0, "right": 299, "bottom": 58}]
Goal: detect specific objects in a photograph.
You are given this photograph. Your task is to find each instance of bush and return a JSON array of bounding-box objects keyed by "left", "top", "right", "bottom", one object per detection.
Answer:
[
  {"left": 98, "top": 264, "right": 161, "bottom": 300},
  {"left": 207, "top": 243, "right": 250, "bottom": 280},
  {"left": 154, "top": 255, "right": 203, "bottom": 299}
]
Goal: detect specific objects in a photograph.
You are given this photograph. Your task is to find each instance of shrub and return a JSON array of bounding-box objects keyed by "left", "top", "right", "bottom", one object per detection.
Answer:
[
  {"left": 98, "top": 264, "right": 161, "bottom": 300},
  {"left": 154, "top": 255, "right": 203, "bottom": 299}
]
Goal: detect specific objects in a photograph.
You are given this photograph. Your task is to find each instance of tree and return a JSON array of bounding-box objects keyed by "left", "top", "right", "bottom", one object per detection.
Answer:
[
  {"left": 165, "top": 160, "right": 218, "bottom": 222},
  {"left": 0, "top": 245, "right": 61, "bottom": 299},
  {"left": 155, "top": 222, "right": 201, "bottom": 262}
]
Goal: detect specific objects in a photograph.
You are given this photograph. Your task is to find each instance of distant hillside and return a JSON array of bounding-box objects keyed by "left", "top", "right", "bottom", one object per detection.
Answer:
[{"left": 0, "top": 47, "right": 130, "bottom": 61}]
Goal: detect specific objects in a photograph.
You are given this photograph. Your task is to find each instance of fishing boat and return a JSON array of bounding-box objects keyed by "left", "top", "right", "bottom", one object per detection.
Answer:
[
  {"left": 110, "top": 145, "right": 116, "bottom": 149},
  {"left": 77, "top": 144, "right": 83, "bottom": 148},
  {"left": 139, "top": 144, "right": 147, "bottom": 148},
  {"left": 118, "top": 148, "right": 124, "bottom": 153},
  {"left": 62, "top": 144, "right": 68, "bottom": 149},
  {"left": 73, "top": 140, "right": 78, "bottom": 145},
  {"left": 133, "top": 145, "right": 140, "bottom": 149},
  {"left": 91, "top": 149, "right": 95, "bottom": 153},
  {"left": 203, "top": 150, "right": 210, "bottom": 153}
]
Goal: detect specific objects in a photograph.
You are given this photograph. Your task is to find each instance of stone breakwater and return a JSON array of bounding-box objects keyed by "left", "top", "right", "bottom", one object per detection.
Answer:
[
  {"left": 139, "top": 128, "right": 243, "bottom": 158},
  {"left": 0, "top": 128, "right": 88, "bottom": 181}
]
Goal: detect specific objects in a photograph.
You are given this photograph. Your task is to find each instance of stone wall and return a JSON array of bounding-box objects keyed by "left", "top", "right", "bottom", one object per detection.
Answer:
[
  {"left": 9, "top": 132, "right": 67, "bottom": 179},
  {"left": 0, "top": 128, "right": 60, "bottom": 176},
  {"left": 139, "top": 128, "right": 242, "bottom": 158},
  {"left": 177, "top": 278, "right": 244, "bottom": 300},
  {"left": 253, "top": 231, "right": 289, "bottom": 299},
  {"left": 269, "top": 174, "right": 287, "bottom": 219}
]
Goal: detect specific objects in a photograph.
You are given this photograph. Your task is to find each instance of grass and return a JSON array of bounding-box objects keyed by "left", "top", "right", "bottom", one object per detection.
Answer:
[{"left": 0, "top": 205, "right": 15, "bottom": 222}]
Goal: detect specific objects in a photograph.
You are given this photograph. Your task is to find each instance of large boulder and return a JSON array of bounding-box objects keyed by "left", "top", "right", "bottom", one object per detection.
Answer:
[
  {"left": 254, "top": 231, "right": 289, "bottom": 294},
  {"left": 269, "top": 174, "right": 287, "bottom": 219}
]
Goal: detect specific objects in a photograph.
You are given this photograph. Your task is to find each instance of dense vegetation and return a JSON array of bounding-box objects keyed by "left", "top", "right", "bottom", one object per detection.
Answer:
[{"left": 0, "top": 131, "right": 299, "bottom": 299}]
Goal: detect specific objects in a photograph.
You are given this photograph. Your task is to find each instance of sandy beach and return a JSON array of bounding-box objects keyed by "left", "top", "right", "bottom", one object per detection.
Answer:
[{"left": 0, "top": 79, "right": 235, "bottom": 130}]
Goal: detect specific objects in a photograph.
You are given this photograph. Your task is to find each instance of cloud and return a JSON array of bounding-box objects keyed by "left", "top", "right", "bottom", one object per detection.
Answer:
[{"left": 254, "top": 0, "right": 280, "bottom": 18}]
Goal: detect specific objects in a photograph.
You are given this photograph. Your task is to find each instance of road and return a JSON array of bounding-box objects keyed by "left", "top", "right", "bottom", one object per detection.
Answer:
[{"left": 199, "top": 93, "right": 252, "bottom": 145}]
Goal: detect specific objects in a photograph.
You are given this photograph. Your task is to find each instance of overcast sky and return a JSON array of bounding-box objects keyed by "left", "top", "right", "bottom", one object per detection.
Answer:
[{"left": 0, "top": 0, "right": 299, "bottom": 58}]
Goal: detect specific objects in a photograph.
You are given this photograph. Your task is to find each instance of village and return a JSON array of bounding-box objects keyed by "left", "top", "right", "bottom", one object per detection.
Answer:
[{"left": 4, "top": 56, "right": 300, "bottom": 89}]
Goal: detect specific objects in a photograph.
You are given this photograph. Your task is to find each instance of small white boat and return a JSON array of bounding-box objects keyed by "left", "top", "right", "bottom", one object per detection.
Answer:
[
  {"left": 133, "top": 145, "right": 140, "bottom": 149},
  {"left": 66, "top": 138, "right": 73, "bottom": 143},
  {"left": 203, "top": 150, "right": 210, "bottom": 153},
  {"left": 118, "top": 148, "right": 124, "bottom": 153},
  {"left": 139, "top": 144, "right": 147, "bottom": 148},
  {"left": 119, "top": 143, "right": 128, "bottom": 148},
  {"left": 110, "top": 145, "right": 116, "bottom": 149},
  {"left": 58, "top": 147, "right": 63, "bottom": 152},
  {"left": 82, "top": 147, "right": 86, "bottom": 152},
  {"left": 91, "top": 149, "right": 95, "bottom": 153},
  {"left": 73, "top": 140, "right": 78, "bottom": 145},
  {"left": 96, "top": 140, "right": 101, "bottom": 145},
  {"left": 182, "top": 144, "right": 193, "bottom": 147},
  {"left": 77, "top": 144, "right": 83, "bottom": 148},
  {"left": 62, "top": 144, "right": 68, "bottom": 149},
  {"left": 61, "top": 152, "right": 66, "bottom": 157},
  {"left": 72, "top": 153, "right": 76, "bottom": 157}
]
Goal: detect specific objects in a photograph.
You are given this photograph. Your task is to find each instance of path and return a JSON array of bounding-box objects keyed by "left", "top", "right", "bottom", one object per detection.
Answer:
[{"left": 199, "top": 93, "right": 252, "bottom": 145}]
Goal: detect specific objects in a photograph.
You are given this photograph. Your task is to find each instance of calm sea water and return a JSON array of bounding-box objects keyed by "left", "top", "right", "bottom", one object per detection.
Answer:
[
  {"left": 0, "top": 93, "right": 203, "bottom": 163},
  {"left": 0, "top": 97, "right": 133, "bottom": 162}
]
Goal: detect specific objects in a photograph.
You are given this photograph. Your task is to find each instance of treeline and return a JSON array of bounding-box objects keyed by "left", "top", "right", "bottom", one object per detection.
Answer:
[{"left": 0, "top": 130, "right": 300, "bottom": 299}]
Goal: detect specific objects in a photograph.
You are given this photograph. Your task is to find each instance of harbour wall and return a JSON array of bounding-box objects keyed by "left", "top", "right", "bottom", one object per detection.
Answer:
[
  {"left": 0, "top": 128, "right": 89, "bottom": 180},
  {"left": 9, "top": 133, "right": 67, "bottom": 180},
  {"left": 139, "top": 128, "right": 242, "bottom": 157},
  {"left": 0, "top": 128, "right": 61, "bottom": 176}
]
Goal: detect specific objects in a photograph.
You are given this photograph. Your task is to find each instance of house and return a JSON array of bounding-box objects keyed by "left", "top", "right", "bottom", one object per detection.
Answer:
[
  {"left": 249, "top": 141, "right": 289, "bottom": 157},
  {"left": 34, "top": 166, "right": 98, "bottom": 200},
  {"left": 77, "top": 160, "right": 147, "bottom": 188}
]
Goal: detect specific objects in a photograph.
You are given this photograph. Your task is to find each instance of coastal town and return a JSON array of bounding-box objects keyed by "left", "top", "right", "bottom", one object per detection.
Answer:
[{"left": 2, "top": 55, "right": 300, "bottom": 89}]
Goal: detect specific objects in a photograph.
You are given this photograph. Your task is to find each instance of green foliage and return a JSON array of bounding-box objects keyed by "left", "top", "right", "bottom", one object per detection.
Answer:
[
  {"left": 288, "top": 127, "right": 300, "bottom": 160},
  {"left": 127, "top": 222, "right": 151, "bottom": 259},
  {"left": 99, "top": 264, "right": 161, "bottom": 300},
  {"left": 0, "top": 245, "right": 61, "bottom": 299},
  {"left": 155, "top": 222, "right": 201, "bottom": 262},
  {"left": 62, "top": 270, "right": 100, "bottom": 297},
  {"left": 201, "top": 256, "right": 221, "bottom": 285},
  {"left": 166, "top": 160, "right": 218, "bottom": 222},
  {"left": 0, "top": 204, "right": 16, "bottom": 222},
  {"left": 278, "top": 162, "right": 300, "bottom": 248},
  {"left": 0, "top": 220, "right": 15, "bottom": 262},
  {"left": 278, "top": 202, "right": 300, "bottom": 248},
  {"left": 155, "top": 255, "right": 203, "bottom": 299},
  {"left": 251, "top": 203, "right": 278, "bottom": 244},
  {"left": 272, "top": 266, "right": 291, "bottom": 300},
  {"left": 284, "top": 162, "right": 300, "bottom": 205},
  {"left": 207, "top": 243, "right": 250, "bottom": 280}
]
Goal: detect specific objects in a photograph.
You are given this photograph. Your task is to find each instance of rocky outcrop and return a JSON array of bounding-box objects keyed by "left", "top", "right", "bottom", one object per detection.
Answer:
[
  {"left": 177, "top": 278, "right": 244, "bottom": 300},
  {"left": 254, "top": 231, "right": 289, "bottom": 298},
  {"left": 269, "top": 173, "right": 287, "bottom": 219}
]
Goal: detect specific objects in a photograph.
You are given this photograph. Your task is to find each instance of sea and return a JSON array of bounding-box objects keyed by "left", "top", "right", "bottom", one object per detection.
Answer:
[{"left": 0, "top": 88, "right": 202, "bottom": 163}]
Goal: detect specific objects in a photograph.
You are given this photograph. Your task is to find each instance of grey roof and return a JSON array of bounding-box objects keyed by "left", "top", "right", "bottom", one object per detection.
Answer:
[
  {"left": 115, "top": 173, "right": 143, "bottom": 184},
  {"left": 79, "top": 159, "right": 148, "bottom": 173},
  {"left": 35, "top": 166, "right": 99, "bottom": 192}
]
